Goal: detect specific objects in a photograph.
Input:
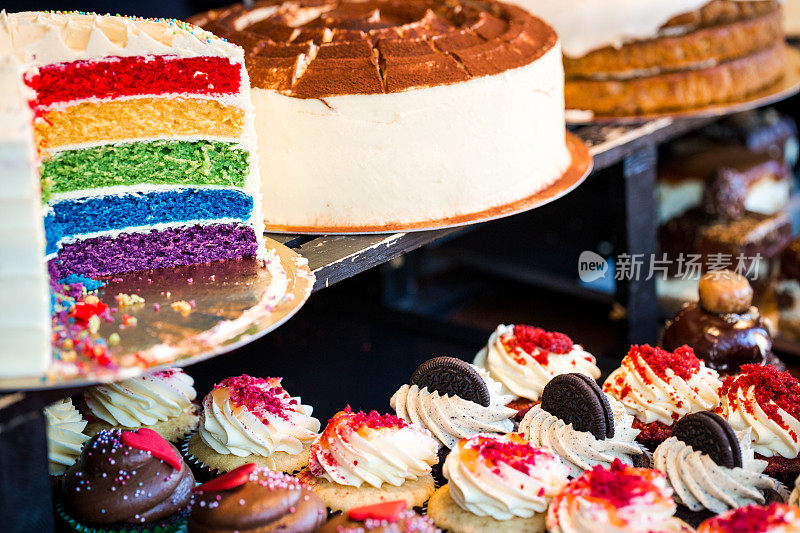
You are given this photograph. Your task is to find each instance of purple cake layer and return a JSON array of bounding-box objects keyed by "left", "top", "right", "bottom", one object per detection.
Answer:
[{"left": 48, "top": 223, "right": 258, "bottom": 278}]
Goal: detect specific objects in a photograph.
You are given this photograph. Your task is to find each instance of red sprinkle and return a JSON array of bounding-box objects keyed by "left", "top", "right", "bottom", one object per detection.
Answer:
[
  {"left": 502, "top": 325, "right": 574, "bottom": 365},
  {"left": 701, "top": 503, "right": 795, "bottom": 533},
  {"left": 217, "top": 375, "right": 297, "bottom": 422},
  {"left": 628, "top": 344, "right": 701, "bottom": 382},
  {"left": 69, "top": 299, "right": 109, "bottom": 326},
  {"left": 718, "top": 364, "right": 800, "bottom": 434},
  {"left": 470, "top": 434, "right": 552, "bottom": 476},
  {"left": 565, "top": 459, "right": 666, "bottom": 509}
]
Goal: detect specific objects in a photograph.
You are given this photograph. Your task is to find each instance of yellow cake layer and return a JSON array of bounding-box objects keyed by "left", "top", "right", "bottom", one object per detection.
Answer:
[{"left": 35, "top": 97, "right": 244, "bottom": 150}]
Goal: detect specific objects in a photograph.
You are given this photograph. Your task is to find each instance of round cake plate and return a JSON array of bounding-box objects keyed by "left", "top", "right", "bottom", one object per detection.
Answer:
[
  {"left": 0, "top": 238, "right": 314, "bottom": 392},
  {"left": 565, "top": 44, "right": 800, "bottom": 125},
  {"left": 263, "top": 132, "right": 592, "bottom": 235}
]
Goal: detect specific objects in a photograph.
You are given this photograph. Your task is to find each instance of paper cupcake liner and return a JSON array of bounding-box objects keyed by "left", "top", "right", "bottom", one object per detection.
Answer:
[
  {"left": 56, "top": 502, "right": 189, "bottom": 533},
  {"left": 178, "top": 431, "right": 221, "bottom": 483}
]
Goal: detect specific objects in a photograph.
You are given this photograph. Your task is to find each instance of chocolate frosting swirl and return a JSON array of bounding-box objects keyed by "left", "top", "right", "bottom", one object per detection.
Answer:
[
  {"left": 189, "top": 469, "right": 326, "bottom": 533},
  {"left": 60, "top": 430, "right": 193, "bottom": 525},
  {"left": 189, "top": 0, "right": 557, "bottom": 98}
]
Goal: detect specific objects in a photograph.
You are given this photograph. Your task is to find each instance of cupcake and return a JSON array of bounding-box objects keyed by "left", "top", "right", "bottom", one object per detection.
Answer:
[
  {"left": 716, "top": 364, "right": 800, "bottom": 482},
  {"left": 603, "top": 344, "right": 722, "bottom": 450},
  {"left": 697, "top": 503, "right": 800, "bottom": 532},
  {"left": 654, "top": 411, "right": 785, "bottom": 528},
  {"left": 427, "top": 433, "right": 570, "bottom": 533},
  {"left": 474, "top": 324, "right": 600, "bottom": 418},
  {"left": 189, "top": 463, "right": 326, "bottom": 532},
  {"left": 546, "top": 459, "right": 694, "bottom": 533},
  {"left": 44, "top": 398, "right": 90, "bottom": 476},
  {"left": 58, "top": 428, "right": 194, "bottom": 532},
  {"left": 790, "top": 475, "right": 799, "bottom": 506},
  {"left": 298, "top": 407, "right": 438, "bottom": 512},
  {"left": 663, "top": 270, "right": 783, "bottom": 374},
  {"left": 320, "top": 500, "right": 439, "bottom": 533},
  {"left": 520, "top": 373, "right": 644, "bottom": 477},
  {"left": 83, "top": 368, "right": 199, "bottom": 442},
  {"left": 186, "top": 375, "right": 319, "bottom": 478}
]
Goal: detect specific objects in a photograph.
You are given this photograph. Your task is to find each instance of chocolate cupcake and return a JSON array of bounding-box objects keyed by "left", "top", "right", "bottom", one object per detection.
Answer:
[
  {"left": 189, "top": 464, "right": 326, "bottom": 532},
  {"left": 320, "top": 501, "right": 439, "bottom": 533},
  {"left": 58, "top": 428, "right": 194, "bottom": 532},
  {"left": 697, "top": 503, "right": 800, "bottom": 532},
  {"left": 474, "top": 324, "right": 601, "bottom": 419},
  {"left": 663, "top": 270, "right": 782, "bottom": 374}
]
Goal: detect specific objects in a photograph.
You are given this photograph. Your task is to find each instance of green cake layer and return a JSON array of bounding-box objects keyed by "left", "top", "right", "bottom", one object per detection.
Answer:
[{"left": 41, "top": 140, "right": 250, "bottom": 201}]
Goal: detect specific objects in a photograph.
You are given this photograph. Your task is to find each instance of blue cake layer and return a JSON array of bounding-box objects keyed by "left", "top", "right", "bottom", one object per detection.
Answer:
[{"left": 45, "top": 188, "right": 253, "bottom": 254}]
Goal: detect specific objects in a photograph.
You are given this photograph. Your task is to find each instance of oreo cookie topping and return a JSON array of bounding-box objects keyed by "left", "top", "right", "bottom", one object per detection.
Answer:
[
  {"left": 673, "top": 411, "right": 742, "bottom": 469},
  {"left": 410, "top": 356, "right": 491, "bottom": 407},
  {"left": 541, "top": 373, "right": 614, "bottom": 440},
  {"left": 60, "top": 429, "right": 193, "bottom": 525}
]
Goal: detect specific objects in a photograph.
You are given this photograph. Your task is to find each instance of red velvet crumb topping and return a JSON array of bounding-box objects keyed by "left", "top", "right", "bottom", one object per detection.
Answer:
[
  {"left": 703, "top": 503, "right": 793, "bottom": 533},
  {"left": 502, "top": 325, "right": 574, "bottom": 365},
  {"left": 471, "top": 435, "right": 552, "bottom": 476},
  {"left": 719, "top": 364, "right": 800, "bottom": 433},
  {"left": 217, "top": 375, "right": 297, "bottom": 422},
  {"left": 629, "top": 344, "right": 701, "bottom": 382},
  {"left": 569, "top": 459, "right": 663, "bottom": 509}
]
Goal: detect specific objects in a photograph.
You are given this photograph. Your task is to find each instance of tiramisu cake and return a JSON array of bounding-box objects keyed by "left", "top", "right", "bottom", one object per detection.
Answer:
[
  {"left": 520, "top": 0, "right": 786, "bottom": 115},
  {"left": 190, "top": 0, "right": 574, "bottom": 231}
]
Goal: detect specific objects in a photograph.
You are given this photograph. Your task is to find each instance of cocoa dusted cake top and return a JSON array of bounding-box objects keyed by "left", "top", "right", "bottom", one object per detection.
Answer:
[{"left": 190, "top": 0, "right": 557, "bottom": 98}]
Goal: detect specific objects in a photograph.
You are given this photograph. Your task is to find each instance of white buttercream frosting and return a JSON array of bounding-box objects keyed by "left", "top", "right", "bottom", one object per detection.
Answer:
[
  {"left": 654, "top": 430, "right": 777, "bottom": 513},
  {"left": 44, "top": 398, "right": 89, "bottom": 475},
  {"left": 444, "top": 433, "right": 570, "bottom": 520},
  {"left": 519, "top": 395, "right": 643, "bottom": 477},
  {"left": 603, "top": 345, "right": 722, "bottom": 425},
  {"left": 390, "top": 365, "right": 515, "bottom": 449},
  {"left": 199, "top": 375, "right": 320, "bottom": 458},
  {"left": 84, "top": 368, "right": 197, "bottom": 428},
  {"left": 308, "top": 409, "right": 438, "bottom": 488},
  {"left": 474, "top": 324, "right": 601, "bottom": 401}
]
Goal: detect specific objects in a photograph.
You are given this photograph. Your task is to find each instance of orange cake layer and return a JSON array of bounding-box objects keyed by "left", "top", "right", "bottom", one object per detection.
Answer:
[
  {"left": 565, "top": 41, "right": 785, "bottom": 115},
  {"left": 35, "top": 97, "right": 244, "bottom": 151}
]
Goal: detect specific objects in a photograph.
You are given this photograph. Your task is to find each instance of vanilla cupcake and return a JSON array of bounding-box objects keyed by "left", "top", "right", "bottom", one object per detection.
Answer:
[
  {"left": 546, "top": 460, "right": 694, "bottom": 533},
  {"left": 427, "top": 433, "right": 569, "bottom": 533},
  {"left": 298, "top": 407, "right": 439, "bottom": 512},
  {"left": 44, "top": 398, "right": 90, "bottom": 476},
  {"left": 697, "top": 503, "right": 800, "bottom": 533},
  {"left": 474, "top": 324, "right": 600, "bottom": 417},
  {"left": 187, "top": 375, "right": 319, "bottom": 479},
  {"left": 83, "top": 368, "right": 199, "bottom": 442},
  {"left": 603, "top": 344, "right": 721, "bottom": 450}
]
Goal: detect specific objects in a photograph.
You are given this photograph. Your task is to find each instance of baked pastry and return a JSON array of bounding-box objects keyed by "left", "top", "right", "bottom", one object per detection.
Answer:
[
  {"left": 521, "top": 0, "right": 785, "bottom": 115},
  {"left": 427, "top": 433, "right": 570, "bottom": 533},
  {"left": 697, "top": 503, "right": 800, "bottom": 532},
  {"left": 663, "top": 270, "right": 782, "bottom": 374},
  {"left": 83, "top": 368, "right": 199, "bottom": 442},
  {"left": 186, "top": 375, "right": 319, "bottom": 479},
  {"left": 320, "top": 501, "right": 439, "bottom": 533},
  {"left": 603, "top": 344, "right": 722, "bottom": 450},
  {"left": 654, "top": 411, "right": 785, "bottom": 527},
  {"left": 43, "top": 398, "right": 89, "bottom": 476},
  {"left": 520, "top": 373, "right": 645, "bottom": 477},
  {"left": 58, "top": 428, "right": 194, "bottom": 531},
  {"left": 188, "top": 463, "right": 326, "bottom": 532},
  {"left": 190, "top": 0, "right": 574, "bottom": 231},
  {"left": 474, "top": 324, "right": 601, "bottom": 418},
  {"left": 716, "top": 364, "right": 800, "bottom": 483}
]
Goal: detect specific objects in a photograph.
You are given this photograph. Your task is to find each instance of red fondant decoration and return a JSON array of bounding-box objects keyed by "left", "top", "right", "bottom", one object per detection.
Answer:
[
  {"left": 121, "top": 428, "right": 182, "bottom": 470},
  {"left": 193, "top": 463, "right": 258, "bottom": 493},
  {"left": 348, "top": 500, "right": 407, "bottom": 522}
]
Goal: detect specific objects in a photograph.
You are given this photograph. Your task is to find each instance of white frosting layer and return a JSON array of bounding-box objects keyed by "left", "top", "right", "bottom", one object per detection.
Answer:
[
  {"left": 444, "top": 433, "right": 570, "bottom": 520},
  {"left": 474, "top": 324, "right": 601, "bottom": 401},
  {"left": 199, "top": 378, "right": 320, "bottom": 458},
  {"left": 308, "top": 411, "right": 438, "bottom": 488},
  {"left": 519, "top": 395, "right": 643, "bottom": 477},
  {"left": 254, "top": 43, "right": 569, "bottom": 228},
  {"left": 513, "top": 0, "right": 759, "bottom": 58},
  {"left": 745, "top": 175, "right": 792, "bottom": 215},
  {"left": 654, "top": 431, "right": 776, "bottom": 513},
  {"left": 657, "top": 178, "right": 704, "bottom": 224},
  {"left": 390, "top": 366, "right": 515, "bottom": 449},
  {"left": 603, "top": 347, "right": 722, "bottom": 425},
  {"left": 84, "top": 368, "right": 196, "bottom": 428},
  {"left": 44, "top": 398, "right": 89, "bottom": 475}
]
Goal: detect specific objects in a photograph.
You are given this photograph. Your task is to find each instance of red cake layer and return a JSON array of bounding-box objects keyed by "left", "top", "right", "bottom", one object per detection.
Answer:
[{"left": 25, "top": 55, "right": 242, "bottom": 110}]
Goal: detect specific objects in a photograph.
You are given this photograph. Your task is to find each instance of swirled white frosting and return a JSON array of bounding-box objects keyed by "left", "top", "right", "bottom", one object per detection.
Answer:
[
  {"left": 654, "top": 430, "right": 776, "bottom": 513},
  {"left": 474, "top": 324, "right": 601, "bottom": 401},
  {"left": 84, "top": 368, "right": 197, "bottom": 428},
  {"left": 308, "top": 410, "right": 438, "bottom": 488},
  {"left": 603, "top": 346, "right": 721, "bottom": 425},
  {"left": 390, "top": 366, "right": 515, "bottom": 449},
  {"left": 199, "top": 376, "right": 320, "bottom": 458},
  {"left": 444, "top": 433, "right": 570, "bottom": 520},
  {"left": 519, "top": 395, "right": 643, "bottom": 477},
  {"left": 44, "top": 398, "right": 89, "bottom": 475}
]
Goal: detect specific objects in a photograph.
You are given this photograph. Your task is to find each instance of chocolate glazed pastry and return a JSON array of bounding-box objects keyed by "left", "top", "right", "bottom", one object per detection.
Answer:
[
  {"left": 663, "top": 270, "right": 781, "bottom": 374},
  {"left": 60, "top": 429, "right": 194, "bottom": 525}
]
